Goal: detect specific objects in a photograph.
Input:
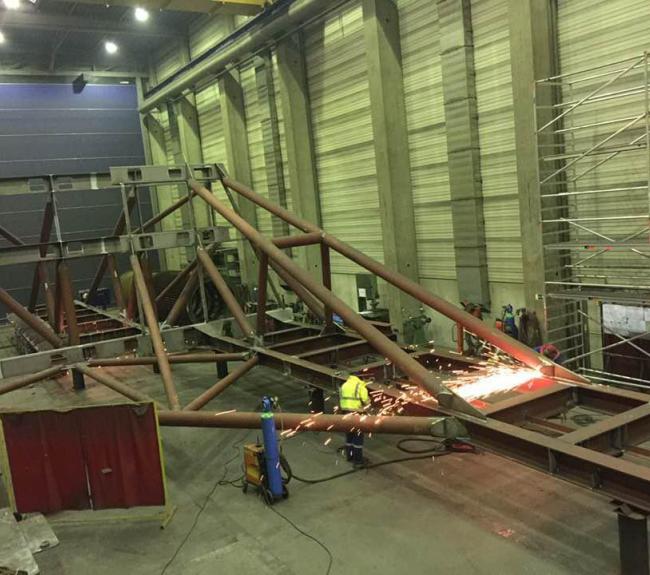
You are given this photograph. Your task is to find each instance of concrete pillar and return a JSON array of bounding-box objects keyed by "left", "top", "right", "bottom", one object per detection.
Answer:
[
  {"left": 438, "top": 0, "right": 489, "bottom": 308},
  {"left": 362, "top": 0, "right": 420, "bottom": 337},
  {"left": 276, "top": 33, "right": 322, "bottom": 280},
  {"left": 508, "top": 0, "right": 558, "bottom": 325},
  {"left": 586, "top": 299, "right": 604, "bottom": 371},
  {"left": 219, "top": 68, "right": 259, "bottom": 287},
  {"left": 255, "top": 54, "right": 290, "bottom": 241}
]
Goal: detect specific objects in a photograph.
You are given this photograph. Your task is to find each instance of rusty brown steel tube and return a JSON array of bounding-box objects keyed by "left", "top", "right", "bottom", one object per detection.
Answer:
[
  {"left": 0, "top": 224, "right": 24, "bottom": 246},
  {"left": 134, "top": 191, "right": 194, "bottom": 234},
  {"left": 87, "top": 193, "right": 137, "bottom": 301},
  {"left": 257, "top": 253, "right": 268, "bottom": 335},
  {"left": 130, "top": 254, "right": 181, "bottom": 410},
  {"left": 196, "top": 247, "right": 256, "bottom": 339},
  {"left": 0, "top": 366, "right": 64, "bottom": 396},
  {"left": 28, "top": 201, "right": 56, "bottom": 326},
  {"left": 88, "top": 353, "right": 246, "bottom": 367},
  {"left": 107, "top": 255, "right": 126, "bottom": 312},
  {"left": 269, "top": 260, "right": 324, "bottom": 319},
  {"left": 164, "top": 267, "right": 200, "bottom": 327},
  {"left": 191, "top": 179, "right": 480, "bottom": 417},
  {"left": 77, "top": 364, "right": 160, "bottom": 406},
  {"left": 0, "top": 288, "right": 64, "bottom": 348},
  {"left": 221, "top": 176, "right": 586, "bottom": 384},
  {"left": 159, "top": 409, "right": 439, "bottom": 436},
  {"left": 184, "top": 356, "right": 259, "bottom": 411},
  {"left": 156, "top": 259, "right": 197, "bottom": 305},
  {"left": 272, "top": 232, "right": 322, "bottom": 249},
  {"left": 57, "top": 262, "right": 80, "bottom": 345}
]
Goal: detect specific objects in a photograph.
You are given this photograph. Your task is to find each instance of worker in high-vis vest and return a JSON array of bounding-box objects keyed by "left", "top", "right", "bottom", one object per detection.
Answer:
[{"left": 339, "top": 374, "right": 371, "bottom": 465}]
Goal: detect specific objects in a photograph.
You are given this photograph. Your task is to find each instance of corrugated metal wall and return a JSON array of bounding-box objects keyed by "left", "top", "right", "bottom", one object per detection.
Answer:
[
  {"left": 147, "top": 1, "right": 535, "bottom": 325},
  {"left": 189, "top": 15, "right": 232, "bottom": 58},
  {"left": 305, "top": 2, "right": 383, "bottom": 275},
  {"left": 472, "top": 0, "right": 523, "bottom": 285},
  {"left": 397, "top": 0, "right": 454, "bottom": 281}
]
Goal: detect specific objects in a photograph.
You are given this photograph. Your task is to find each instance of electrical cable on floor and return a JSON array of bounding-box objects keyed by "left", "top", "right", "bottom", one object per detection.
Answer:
[
  {"left": 159, "top": 442, "right": 247, "bottom": 575},
  {"left": 290, "top": 438, "right": 476, "bottom": 485},
  {"left": 267, "top": 504, "right": 333, "bottom": 575}
]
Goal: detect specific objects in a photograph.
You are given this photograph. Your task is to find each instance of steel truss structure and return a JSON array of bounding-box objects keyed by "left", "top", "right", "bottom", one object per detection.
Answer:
[
  {"left": 0, "top": 163, "right": 649, "bottom": 569},
  {"left": 536, "top": 53, "right": 650, "bottom": 381}
]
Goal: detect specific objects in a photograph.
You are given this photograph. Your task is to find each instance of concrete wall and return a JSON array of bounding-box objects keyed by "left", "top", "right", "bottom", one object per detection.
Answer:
[{"left": 144, "top": 0, "right": 540, "bottom": 348}]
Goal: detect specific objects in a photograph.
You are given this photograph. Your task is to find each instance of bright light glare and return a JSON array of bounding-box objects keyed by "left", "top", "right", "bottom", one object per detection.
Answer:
[
  {"left": 3, "top": 0, "right": 20, "bottom": 9},
  {"left": 450, "top": 367, "right": 539, "bottom": 401},
  {"left": 0, "top": 31, "right": 5, "bottom": 44},
  {"left": 104, "top": 40, "right": 118, "bottom": 55},
  {"left": 134, "top": 7, "right": 149, "bottom": 22}
]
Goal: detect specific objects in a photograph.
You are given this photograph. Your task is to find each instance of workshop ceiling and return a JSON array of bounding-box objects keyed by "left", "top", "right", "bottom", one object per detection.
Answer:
[{"left": 0, "top": 0, "right": 264, "bottom": 73}]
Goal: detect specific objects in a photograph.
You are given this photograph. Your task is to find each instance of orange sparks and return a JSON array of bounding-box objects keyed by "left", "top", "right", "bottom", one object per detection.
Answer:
[{"left": 449, "top": 366, "right": 539, "bottom": 401}]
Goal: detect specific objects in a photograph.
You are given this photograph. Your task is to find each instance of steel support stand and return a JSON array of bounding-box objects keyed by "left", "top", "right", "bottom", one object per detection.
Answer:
[
  {"left": 617, "top": 505, "right": 649, "bottom": 575},
  {"left": 72, "top": 368, "right": 86, "bottom": 391},
  {"left": 217, "top": 361, "right": 229, "bottom": 379}
]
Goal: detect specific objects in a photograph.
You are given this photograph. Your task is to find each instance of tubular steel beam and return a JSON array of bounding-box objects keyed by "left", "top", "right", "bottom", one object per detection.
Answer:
[
  {"left": 270, "top": 259, "right": 325, "bottom": 319},
  {"left": 88, "top": 352, "right": 246, "bottom": 367},
  {"left": 0, "top": 288, "right": 64, "bottom": 348},
  {"left": 106, "top": 255, "right": 126, "bottom": 312},
  {"left": 272, "top": 232, "right": 322, "bottom": 249},
  {"left": 0, "top": 224, "right": 24, "bottom": 247},
  {"left": 190, "top": 178, "right": 482, "bottom": 417},
  {"left": 196, "top": 247, "right": 256, "bottom": 339},
  {"left": 164, "top": 267, "right": 200, "bottom": 327},
  {"left": 220, "top": 175, "right": 586, "bottom": 384},
  {"left": 130, "top": 254, "right": 181, "bottom": 410},
  {"left": 57, "top": 262, "right": 80, "bottom": 346},
  {"left": 28, "top": 201, "right": 56, "bottom": 326},
  {"left": 257, "top": 253, "right": 269, "bottom": 335},
  {"left": 159, "top": 409, "right": 447, "bottom": 436},
  {"left": 184, "top": 355, "right": 259, "bottom": 411},
  {"left": 134, "top": 191, "right": 194, "bottom": 234},
  {"left": 0, "top": 366, "right": 64, "bottom": 396},
  {"left": 156, "top": 259, "right": 197, "bottom": 306},
  {"left": 76, "top": 364, "right": 159, "bottom": 406},
  {"left": 87, "top": 192, "right": 137, "bottom": 302}
]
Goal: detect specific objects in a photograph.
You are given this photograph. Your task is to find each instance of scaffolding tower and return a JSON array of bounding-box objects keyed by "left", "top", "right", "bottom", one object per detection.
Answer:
[{"left": 536, "top": 53, "right": 650, "bottom": 387}]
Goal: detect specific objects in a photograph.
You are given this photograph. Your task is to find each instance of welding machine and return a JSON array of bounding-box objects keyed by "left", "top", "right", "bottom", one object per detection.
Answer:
[{"left": 242, "top": 396, "right": 290, "bottom": 505}]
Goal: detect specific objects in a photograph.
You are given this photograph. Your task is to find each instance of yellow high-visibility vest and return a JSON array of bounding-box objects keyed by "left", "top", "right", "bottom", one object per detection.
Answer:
[{"left": 339, "top": 375, "right": 369, "bottom": 412}]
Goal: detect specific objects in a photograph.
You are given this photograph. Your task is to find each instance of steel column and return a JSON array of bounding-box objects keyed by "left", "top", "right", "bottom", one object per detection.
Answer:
[
  {"left": 257, "top": 253, "right": 269, "bottom": 336},
  {"left": 130, "top": 254, "right": 180, "bottom": 410},
  {"left": 184, "top": 355, "right": 258, "bottom": 411},
  {"left": 57, "top": 261, "right": 80, "bottom": 346},
  {"left": 196, "top": 247, "right": 255, "bottom": 339},
  {"left": 87, "top": 192, "right": 137, "bottom": 301},
  {"left": 159, "top": 409, "right": 446, "bottom": 436},
  {"left": 0, "top": 366, "right": 63, "bottom": 396},
  {"left": 77, "top": 364, "right": 159, "bottom": 406},
  {"left": 0, "top": 288, "right": 63, "bottom": 348},
  {"left": 164, "top": 267, "right": 200, "bottom": 327}
]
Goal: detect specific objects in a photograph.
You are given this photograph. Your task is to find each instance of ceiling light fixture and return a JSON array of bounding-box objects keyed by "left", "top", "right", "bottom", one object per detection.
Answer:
[
  {"left": 104, "top": 40, "right": 118, "bottom": 55},
  {"left": 134, "top": 7, "right": 149, "bottom": 22},
  {"left": 3, "top": 0, "right": 20, "bottom": 9}
]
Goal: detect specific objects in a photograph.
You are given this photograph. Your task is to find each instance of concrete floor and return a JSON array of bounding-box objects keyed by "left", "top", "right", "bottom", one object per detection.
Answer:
[{"left": 0, "top": 359, "right": 622, "bottom": 575}]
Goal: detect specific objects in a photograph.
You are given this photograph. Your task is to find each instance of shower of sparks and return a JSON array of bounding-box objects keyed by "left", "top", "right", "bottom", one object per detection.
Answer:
[{"left": 447, "top": 366, "right": 539, "bottom": 401}]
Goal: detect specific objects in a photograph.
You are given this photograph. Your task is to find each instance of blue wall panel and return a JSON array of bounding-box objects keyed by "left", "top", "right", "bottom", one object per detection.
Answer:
[{"left": 0, "top": 82, "right": 151, "bottom": 315}]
